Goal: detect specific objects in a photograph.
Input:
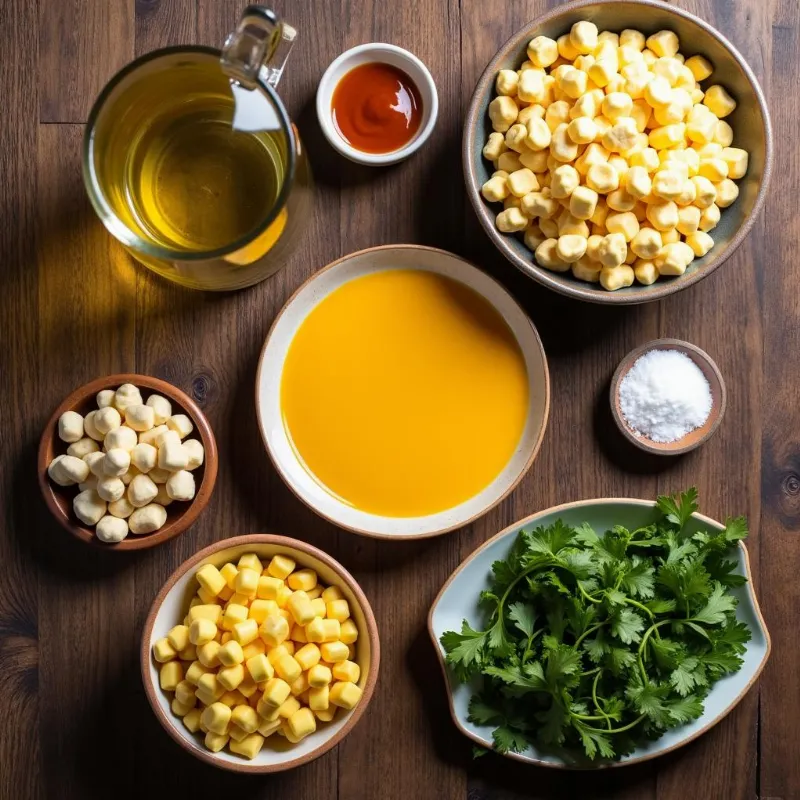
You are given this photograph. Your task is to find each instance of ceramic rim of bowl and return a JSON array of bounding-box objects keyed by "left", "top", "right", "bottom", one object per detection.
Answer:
[
  {"left": 427, "top": 498, "right": 771, "bottom": 768},
  {"left": 462, "top": 0, "right": 774, "bottom": 305},
  {"left": 255, "top": 244, "right": 551, "bottom": 540},
  {"left": 141, "top": 533, "right": 381, "bottom": 773}
]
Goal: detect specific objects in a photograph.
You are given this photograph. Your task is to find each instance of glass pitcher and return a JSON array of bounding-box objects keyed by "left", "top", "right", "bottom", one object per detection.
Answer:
[{"left": 83, "top": 6, "right": 312, "bottom": 291}]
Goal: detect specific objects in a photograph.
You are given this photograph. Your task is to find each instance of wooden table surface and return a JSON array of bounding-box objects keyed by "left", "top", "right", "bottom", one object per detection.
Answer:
[{"left": 1, "top": 0, "right": 795, "bottom": 798}]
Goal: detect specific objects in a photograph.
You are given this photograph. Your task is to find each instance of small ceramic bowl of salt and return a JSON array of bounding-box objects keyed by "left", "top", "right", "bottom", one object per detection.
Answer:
[{"left": 610, "top": 339, "right": 727, "bottom": 456}]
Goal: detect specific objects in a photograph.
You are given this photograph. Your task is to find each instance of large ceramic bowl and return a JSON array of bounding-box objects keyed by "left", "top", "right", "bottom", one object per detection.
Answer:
[
  {"left": 429, "top": 498, "right": 770, "bottom": 767},
  {"left": 256, "top": 245, "right": 550, "bottom": 540},
  {"left": 463, "top": 0, "right": 772, "bottom": 304},
  {"left": 142, "top": 534, "right": 380, "bottom": 773}
]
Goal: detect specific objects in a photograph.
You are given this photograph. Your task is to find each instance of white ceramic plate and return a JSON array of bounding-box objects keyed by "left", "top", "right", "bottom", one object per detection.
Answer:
[
  {"left": 428, "top": 498, "right": 770, "bottom": 768},
  {"left": 255, "top": 245, "right": 550, "bottom": 539}
]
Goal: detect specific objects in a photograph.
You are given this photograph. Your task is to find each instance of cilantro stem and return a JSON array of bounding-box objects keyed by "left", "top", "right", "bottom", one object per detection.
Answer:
[
  {"left": 622, "top": 598, "right": 661, "bottom": 639},
  {"left": 578, "top": 583, "right": 602, "bottom": 604},
  {"left": 637, "top": 619, "right": 673, "bottom": 682},
  {"left": 522, "top": 628, "right": 543, "bottom": 663},
  {"left": 578, "top": 713, "right": 647, "bottom": 735},
  {"left": 575, "top": 622, "right": 605, "bottom": 649},
  {"left": 591, "top": 670, "right": 613, "bottom": 731},
  {"left": 580, "top": 666, "right": 601, "bottom": 677}
]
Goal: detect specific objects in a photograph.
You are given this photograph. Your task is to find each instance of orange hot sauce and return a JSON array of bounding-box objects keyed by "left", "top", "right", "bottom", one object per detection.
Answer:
[{"left": 331, "top": 63, "right": 423, "bottom": 154}]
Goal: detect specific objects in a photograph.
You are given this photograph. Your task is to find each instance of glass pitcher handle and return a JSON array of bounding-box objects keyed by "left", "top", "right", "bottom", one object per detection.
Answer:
[{"left": 221, "top": 5, "right": 296, "bottom": 89}]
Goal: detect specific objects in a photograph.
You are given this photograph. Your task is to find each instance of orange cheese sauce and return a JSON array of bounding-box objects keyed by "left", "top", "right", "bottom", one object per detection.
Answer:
[{"left": 280, "top": 270, "right": 529, "bottom": 517}]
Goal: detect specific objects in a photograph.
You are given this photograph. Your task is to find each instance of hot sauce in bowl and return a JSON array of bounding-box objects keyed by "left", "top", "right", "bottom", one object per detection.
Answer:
[{"left": 331, "top": 63, "right": 423, "bottom": 154}]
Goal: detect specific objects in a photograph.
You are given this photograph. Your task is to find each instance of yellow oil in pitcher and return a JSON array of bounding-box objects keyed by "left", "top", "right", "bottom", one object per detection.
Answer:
[{"left": 91, "top": 51, "right": 289, "bottom": 254}]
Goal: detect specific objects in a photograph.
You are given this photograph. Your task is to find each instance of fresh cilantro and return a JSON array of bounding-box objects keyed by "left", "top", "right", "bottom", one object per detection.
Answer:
[{"left": 440, "top": 488, "right": 750, "bottom": 762}]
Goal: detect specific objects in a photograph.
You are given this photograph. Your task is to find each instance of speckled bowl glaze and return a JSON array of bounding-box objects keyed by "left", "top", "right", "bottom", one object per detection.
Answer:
[{"left": 463, "top": 0, "right": 772, "bottom": 304}]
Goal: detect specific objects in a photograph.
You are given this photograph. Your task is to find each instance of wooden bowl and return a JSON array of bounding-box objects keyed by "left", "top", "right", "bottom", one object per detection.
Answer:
[
  {"left": 610, "top": 339, "right": 726, "bottom": 455},
  {"left": 38, "top": 374, "right": 218, "bottom": 550},
  {"left": 141, "top": 534, "right": 380, "bottom": 772},
  {"left": 463, "top": 0, "right": 773, "bottom": 305}
]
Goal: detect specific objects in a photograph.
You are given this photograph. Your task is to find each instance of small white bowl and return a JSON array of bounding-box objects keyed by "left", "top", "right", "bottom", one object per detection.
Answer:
[
  {"left": 316, "top": 43, "right": 439, "bottom": 166},
  {"left": 255, "top": 245, "right": 550, "bottom": 540}
]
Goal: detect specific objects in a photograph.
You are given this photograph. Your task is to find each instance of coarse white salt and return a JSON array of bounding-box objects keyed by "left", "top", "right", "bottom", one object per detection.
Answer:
[{"left": 618, "top": 349, "right": 713, "bottom": 443}]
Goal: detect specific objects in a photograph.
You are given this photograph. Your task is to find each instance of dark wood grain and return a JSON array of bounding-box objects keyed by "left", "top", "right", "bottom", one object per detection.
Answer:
[{"left": 0, "top": 0, "right": 790, "bottom": 798}]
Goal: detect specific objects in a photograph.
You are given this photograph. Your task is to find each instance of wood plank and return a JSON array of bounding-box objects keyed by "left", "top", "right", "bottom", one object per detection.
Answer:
[
  {"left": 35, "top": 124, "right": 138, "bottom": 799},
  {"left": 759, "top": 0, "right": 800, "bottom": 797},
  {"left": 39, "top": 0, "right": 135, "bottom": 123},
  {"left": 0, "top": 0, "right": 42, "bottom": 798}
]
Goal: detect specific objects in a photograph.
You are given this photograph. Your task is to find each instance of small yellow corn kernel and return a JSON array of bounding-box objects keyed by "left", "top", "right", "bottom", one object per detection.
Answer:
[
  {"left": 189, "top": 619, "right": 217, "bottom": 647},
  {"left": 648, "top": 123, "right": 686, "bottom": 150},
  {"left": 703, "top": 85, "right": 736, "bottom": 118},
  {"left": 332, "top": 660, "right": 361, "bottom": 684},
  {"left": 273, "top": 585, "right": 292, "bottom": 610},
  {"left": 645, "top": 30, "right": 679, "bottom": 59},
  {"left": 196, "top": 674, "right": 224, "bottom": 706},
  {"left": 317, "top": 586, "right": 342, "bottom": 607},
  {"left": 597, "top": 233, "right": 627, "bottom": 267},
  {"left": 642, "top": 49, "right": 657, "bottom": 67},
  {"left": 645, "top": 200, "right": 679, "bottom": 231},
  {"left": 651, "top": 169, "right": 684, "bottom": 202},
  {"left": 566, "top": 186, "right": 597, "bottom": 221},
  {"left": 231, "top": 703, "right": 259, "bottom": 734},
  {"left": 171, "top": 696, "right": 195, "bottom": 717},
  {"left": 570, "top": 256, "right": 601, "bottom": 282},
  {"left": 674, "top": 179, "right": 697, "bottom": 206},
  {"left": 632, "top": 258, "right": 658, "bottom": 285},
  {"left": 276, "top": 696, "right": 301, "bottom": 720},
  {"left": 720, "top": 147, "right": 748, "bottom": 180},
  {"left": 481, "top": 174, "right": 509, "bottom": 203},
  {"left": 179, "top": 644, "right": 197, "bottom": 662},
  {"left": 268, "top": 644, "right": 291, "bottom": 666},
  {"left": 659, "top": 241, "right": 695, "bottom": 275},
  {"left": 219, "top": 562, "right": 239, "bottom": 590},
  {"left": 227, "top": 593, "right": 251, "bottom": 610},
  {"left": 308, "top": 663, "right": 333, "bottom": 688},
  {"left": 534, "top": 239, "right": 570, "bottom": 272},
  {"left": 217, "top": 663, "right": 245, "bottom": 692},
  {"left": 329, "top": 681, "right": 363, "bottom": 710},
  {"left": 201, "top": 702, "right": 232, "bottom": 735},
  {"left": 699, "top": 203, "right": 721, "bottom": 232},
  {"left": 235, "top": 553, "right": 262, "bottom": 574},
  {"left": 550, "top": 123, "right": 580, "bottom": 163},
  {"left": 661, "top": 228, "right": 680, "bottom": 245},
  {"left": 497, "top": 151, "right": 523, "bottom": 173},
  {"left": 713, "top": 120, "right": 733, "bottom": 147},
  {"left": 686, "top": 231, "right": 714, "bottom": 257},
  {"left": 228, "top": 723, "right": 248, "bottom": 742},
  {"left": 257, "top": 576, "right": 284, "bottom": 601},
  {"left": 630, "top": 227, "right": 663, "bottom": 259},
  {"left": 630, "top": 147, "right": 660, "bottom": 173},
  {"left": 625, "top": 166, "right": 652, "bottom": 200},
  {"left": 676, "top": 205, "right": 701, "bottom": 236},
  {"left": 586, "top": 234, "right": 604, "bottom": 261},
  {"left": 496, "top": 207, "right": 528, "bottom": 233},
  {"left": 284, "top": 639, "right": 297, "bottom": 654},
  {"left": 691, "top": 176, "right": 717, "bottom": 209},
  {"left": 339, "top": 619, "right": 359, "bottom": 645},
  {"left": 183, "top": 707, "right": 203, "bottom": 733},
  {"left": 219, "top": 689, "right": 246, "bottom": 708},
  {"left": 284, "top": 707, "right": 316, "bottom": 741},
  {"left": 289, "top": 624, "right": 308, "bottom": 645},
  {"left": 598, "top": 264, "right": 634, "bottom": 291},
  {"left": 219, "top": 632, "right": 231, "bottom": 644},
  {"left": 687, "top": 112, "right": 718, "bottom": 145},
  {"left": 566, "top": 116, "right": 597, "bottom": 145},
  {"left": 197, "top": 640, "right": 221, "bottom": 668},
  {"left": 218, "top": 640, "right": 245, "bottom": 667},
  {"left": 715, "top": 178, "right": 739, "bottom": 208},
  {"left": 217, "top": 585, "right": 233, "bottom": 602},
  {"left": 249, "top": 599, "right": 279, "bottom": 625},
  {"left": 495, "top": 69, "right": 519, "bottom": 97},
  {"left": 555, "top": 32, "right": 577, "bottom": 61},
  {"left": 238, "top": 672, "right": 258, "bottom": 698},
  {"left": 228, "top": 733, "right": 265, "bottom": 760},
  {"left": 606, "top": 188, "right": 636, "bottom": 213},
  {"left": 518, "top": 70, "right": 548, "bottom": 104},
  {"left": 260, "top": 677, "right": 291, "bottom": 709},
  {"left": 320, "top": 641, "right": 350, "bottom": 664},
  {"left": 162, "top": 624, "right": 189, "bottom": 654},
  {"left": 259, "top": 613, "right": 290, "bottom": 648},
  {"left": 196, "top": 564, "right": 226, "bottom": 598},
  {"left": 483, "top": 131, "right": 508, "bottom": 161},
  {"left": 232, "top": 618, "right": 259, "bottom": 647},
  {"left": 685, "top": 54, "right": 712, "bottom": 81},
  {"left": 619, "top": 29, "right": 645, "bottom": 51},
  {"left": 188, "top": 604, "right": 223, "bottom": 625},
  {"left": 221, "top": 603, "right": 248, "bottom": 632},
  {"left": 258, "top": 717, "right": 282, "bottom": 737},
  {"left": 294, "top": 642, "right": 322, "bottom": 672},
  {"left": 555, "top": 235, "right": 587, "bottom": 263},
  {"left": 234, "top": 568, "right": 259, "bottom": 599},
  {"left": 601, "top": 92, "right": 632, "bottom": 122},
  {"left": 159, "top": 660, "right": 183, "bottom": 691},
  {"left": 524, "top": 116, "right": 552, "bottom": 152},
  {"left": 307, "top": 685, "right": 329, "bottom": 713},
  {"left": 185, "top": 660, "right": 210, "bottom": 686},
  {"left": 606, "top": 211, "right": 639, "bottom": 242},
  {"left": 310, "top": 598, "right": 327, "bottom": 618},
  {"left": 697, "top": 158, "right": 728, "bottom": 183},
  {"left": 543, "top": 100, "right": 569, "bottom": 132},
  {"left": 489, "top": 95, "right": 519, "bottom": 133},
  {"left": 569, "top": 20, "right": 598, "bottom": 55},
  {"left": 602, "top": 117, "right": 638, "bottom": 153},
  {"left": 315, "top": 707, "right": 337, "bottom": 723},
  {"left": 246, "top": 653, "right": 274, "bottom": 684},
  {"left": 586, "top": 163, "right": 619, "bottom": 194},
  {"left": 539, "top": 217, "right": 559, "bottom": 238},
  {"left": 285, "top": 591, "right": 315, "bottom": 627},
  {"left": 527, "top": 35, "right": 558, "bottom": 68},
  {"left": 290, "top": 671, "right": 310, "bottom": 697},
  {"left": 274, "top": 653, "right": 302, "bottom": 683},
  {"left": 153, "top": 637, "right": 177, "bottom": 663},
  {"left": 204, "top": 731, "right": 229, "bottom": 753},
  {"left": 265, "top": 555, "right": 294, "bottom": 580}
]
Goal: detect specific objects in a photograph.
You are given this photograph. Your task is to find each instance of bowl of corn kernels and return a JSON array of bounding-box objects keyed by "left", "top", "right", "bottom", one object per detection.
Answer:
[
  {"left": 463, "top": 0, "right": 772, "bottom": 304},
  {"left": 38, "top": 374, "right": 218, "bottom": 550},
  {"left": 141, "top": 534, "right": 380, "bottom": 772}
]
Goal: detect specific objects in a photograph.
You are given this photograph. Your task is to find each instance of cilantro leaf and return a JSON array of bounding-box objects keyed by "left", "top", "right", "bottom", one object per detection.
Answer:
[
  {"left": 584, "top": 631, "right": 609, "bottom": 663},
  {"left": 545, "top": 645, "right": 582, "bottom": 686},
  {"left": 670, "top": 656, "right": 703, "bottom": 696},
  {"left": 711, "top": 620, "right": 751, "bottom": 652},
  {"left": 665, "top": 695, "right": 704, "bottom": 724},
  {"left": 645, "top": 598, "right": 677, "bottom": 614},
  {"left": 610, "top": 607, "right": 645, "bottom": 644},
  {"left": 535, "top": 702, "right": 568, "bottom": 745},
  {"left": 723, "top": 516, "right": 748, "bottom": 544},
  {"left": 484, "top": 661, "right": 547, "bottom": 694},
  {"left": 486, "top": 615, "right": 513, "bottom": 657},
  {"left": 574, "top": 720, "right": 615, "bottom": 760},
  {"left": 522, "top": 520, "right": 575, "bottom": 556},
  {"left": 705, "top": 554, "right": 747, "bottom": 588},
  {"left": 625, "top": 679, "right": 672, "bottom": 727},
  {"left": 468, "top": 695, "right": 503, "bottom": 725},
  {"left": 648, "top": 636, "right": 682, "bottom": 670},
  {"left": 508, "top": 602, "right": 536, "bottom": 638},
  {"left": 472, "top": 745, "right": 489, "bottom": 759},
  {"left": 492, "top": 725, "right": 530, "bottom": 754},
  {"left": 606, "top": 645, "right": 637, "bottom": 675},
  {"left": 441, "top": 621, "right": 487, "bottom": 677},
  {"left": 573, "top": 521, "right": 599, "bottom": 546},
  {"left": 620, "top": 557, "right": 655, "bottom": 598},
  {"left": 690, "top": 583, "right": 737, "bottom": 625},
  {"left": 657, "top": 487, "right": 698, "bottom": 529}
]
